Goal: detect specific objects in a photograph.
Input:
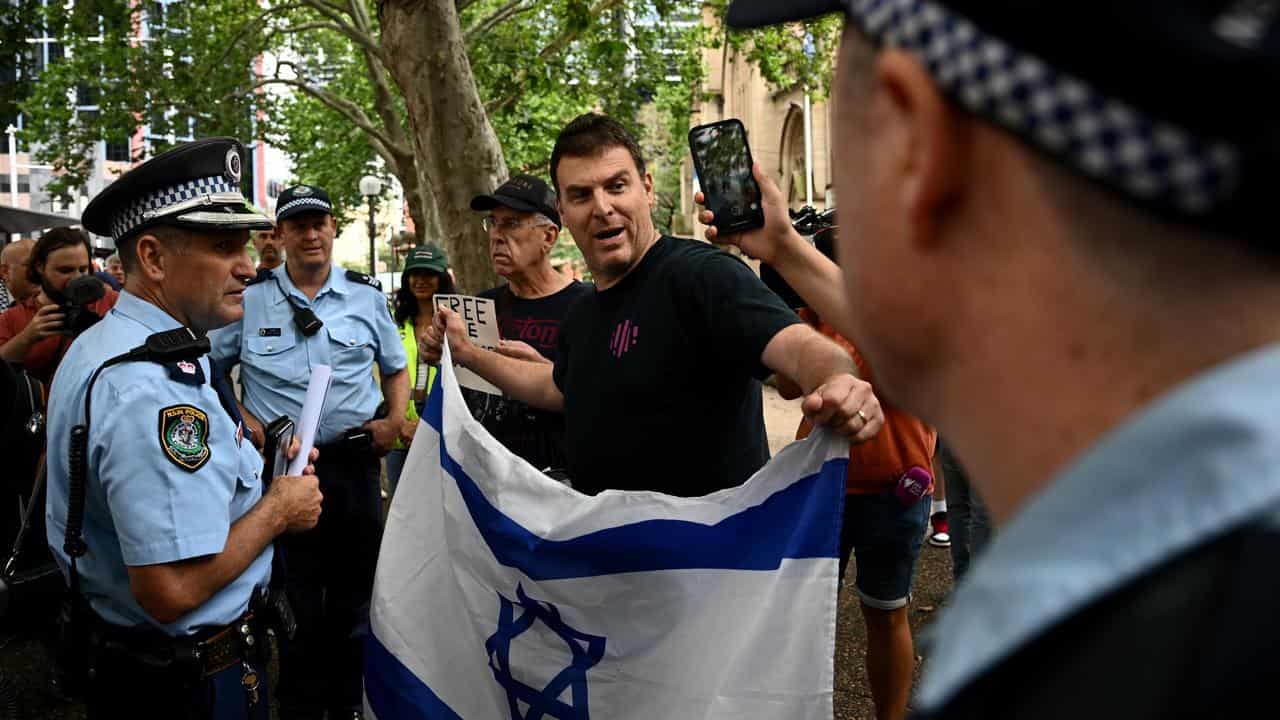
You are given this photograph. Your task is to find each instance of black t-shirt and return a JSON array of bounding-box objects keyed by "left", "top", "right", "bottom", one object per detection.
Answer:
[
  {"left": 465, "top": 280, "right": 593, "bottom": 471},
  {"left": 479, "top": 280, "right": 593, "bottom": 362},
  {"left": 552, "top": 236, "right": 801, "bottom": 496}
]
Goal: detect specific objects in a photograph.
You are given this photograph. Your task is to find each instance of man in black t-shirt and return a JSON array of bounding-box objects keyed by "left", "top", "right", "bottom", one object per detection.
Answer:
[
  {"left": 425, "top": 114, "right": 885, "bottom": 496},
  {"left": 466, "top": 175, "right": 593, "bottom": 471}
]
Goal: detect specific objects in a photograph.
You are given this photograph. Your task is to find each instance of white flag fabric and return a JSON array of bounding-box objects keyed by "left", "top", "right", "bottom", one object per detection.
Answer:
[{"left": 364, "top": 344, "right": 848, "bottom": 719}]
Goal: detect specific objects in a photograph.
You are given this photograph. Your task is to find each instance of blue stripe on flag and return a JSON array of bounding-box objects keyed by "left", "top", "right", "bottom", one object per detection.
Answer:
[
  {"left": 365, "top": 630, "right": 464, "bottom": 719},
  {"left": 423, "top": 375, "right": 845, "bottom": 580}
]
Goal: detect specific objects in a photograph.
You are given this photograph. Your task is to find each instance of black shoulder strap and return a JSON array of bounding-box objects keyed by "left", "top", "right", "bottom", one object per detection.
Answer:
[
  {"left": 346, "top": 269, "right": 382, "bottom": 291},
  {"left": 248, "top": 267, "right": 273, "bottom": 286}
]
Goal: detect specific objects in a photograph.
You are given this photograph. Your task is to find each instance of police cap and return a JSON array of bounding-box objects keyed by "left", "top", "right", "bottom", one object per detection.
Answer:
[
  {"left": 82, "top": 137, "right": 272, "bottom": 243},
  {"left": 726, "top": 0, "right": 1280, "bottom": 244},
  {"left": 275, "top": 184, "right": 334, "bottom": 222}
]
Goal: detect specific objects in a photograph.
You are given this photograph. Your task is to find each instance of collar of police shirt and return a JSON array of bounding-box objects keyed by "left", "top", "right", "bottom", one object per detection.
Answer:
[
  {"left": 265, "top": 263, "right": 352, "bottom": 306},
  {"left": 916, "top": 341, "right": 1280, "bottom": 711}
]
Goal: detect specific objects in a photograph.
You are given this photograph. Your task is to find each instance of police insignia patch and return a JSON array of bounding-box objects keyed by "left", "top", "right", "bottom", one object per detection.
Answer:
[
  {"left": 224, "top": 148, "right": 242, "bottom": 184},
  {"left": 159, "top": 405, "right": 211, "bottom": 472}
]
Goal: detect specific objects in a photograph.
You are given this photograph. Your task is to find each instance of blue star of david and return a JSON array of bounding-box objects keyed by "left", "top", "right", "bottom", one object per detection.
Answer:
[{"left": 485, "top": 584, "right": 607, "bottom": 720}]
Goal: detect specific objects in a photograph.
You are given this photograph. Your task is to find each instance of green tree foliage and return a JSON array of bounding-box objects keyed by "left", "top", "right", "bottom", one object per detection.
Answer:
[
  {"left": 0, "top": 1, "right": 41, "bottom": 132},
  {"left": 264, "top": 22, "right": 384, "bottom": 224},
  {"left": 14, "top": 0, "right": 708, "bottom": 270},
  {"left": 705, "top": 0, "right": 842, "bottom": 99},
  {"left": 19, "top": 0, "right": 268, "bottom": 204}
]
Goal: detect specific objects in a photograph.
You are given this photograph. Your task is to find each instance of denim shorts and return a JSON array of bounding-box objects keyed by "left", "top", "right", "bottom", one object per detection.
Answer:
[{"left": 839, "top": 490, "right": 930, "bottom": 610}]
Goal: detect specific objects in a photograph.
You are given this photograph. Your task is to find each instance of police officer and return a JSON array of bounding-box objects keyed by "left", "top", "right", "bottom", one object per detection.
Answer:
[
  {"left": 45, "top": 137, "right": 323, "bottom": 719},
  {"left": 725, "top": 0, "right": 1280, "bottom": 717},
  {"left": 210, "top": 184, "right": 408, "bottom": 719}
]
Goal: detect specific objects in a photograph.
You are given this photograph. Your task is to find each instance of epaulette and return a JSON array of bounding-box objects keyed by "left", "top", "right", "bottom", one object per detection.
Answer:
[
  {"left": 247, "top": 267, "right": 273, "bottom": 286},
  {"left": 346, "top": 269, "right": 383, "bottom": 291}
]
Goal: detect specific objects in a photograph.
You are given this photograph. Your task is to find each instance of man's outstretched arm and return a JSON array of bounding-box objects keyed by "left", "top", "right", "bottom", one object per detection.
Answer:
[{"left": 420, "top": 307, "right": 565, "bottom": 412}]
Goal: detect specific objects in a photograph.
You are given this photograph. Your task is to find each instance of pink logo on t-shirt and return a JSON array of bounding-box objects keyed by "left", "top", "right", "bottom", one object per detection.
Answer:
[{"left": 609, "top": 320, "right": 639, "bottom": 358}]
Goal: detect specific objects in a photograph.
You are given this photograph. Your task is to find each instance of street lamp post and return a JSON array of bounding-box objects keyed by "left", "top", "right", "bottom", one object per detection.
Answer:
[
  {"left": 5, "top": 124, "right": 18, "bottom": 208},
  {"left": 359, "top": 175, "right": 383, "bottom": 277}
]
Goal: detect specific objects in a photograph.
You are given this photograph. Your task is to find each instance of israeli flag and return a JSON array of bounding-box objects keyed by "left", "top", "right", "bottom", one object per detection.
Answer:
[{"left": 365, "top": 344, "right": 847, "bottom": 719}]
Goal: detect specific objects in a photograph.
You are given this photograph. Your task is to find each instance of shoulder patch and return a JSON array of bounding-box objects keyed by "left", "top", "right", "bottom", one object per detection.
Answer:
[
  {"left": 165, "top": 359, "right": 206, "bottom": 386},
  {"left": 346, "top": 269, "right": 382, "bottom": 291},
  {"left": 247, "top": 267, "right": 273, "bottom": 286},
  {"left": 159, "top": 405, "right": 211, "bottom": 472}
]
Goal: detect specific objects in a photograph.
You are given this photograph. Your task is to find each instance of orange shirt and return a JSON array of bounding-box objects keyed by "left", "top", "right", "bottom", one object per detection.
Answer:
[
  {"left": 795, "top": 309, "right": 937, "bottom": 495},
  {"left": 0, "top": 289, "right": 119, "bottom": 385}
]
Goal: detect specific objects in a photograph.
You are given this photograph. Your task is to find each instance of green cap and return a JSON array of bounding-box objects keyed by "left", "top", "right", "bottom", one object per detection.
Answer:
[{"left": 403, "top": 243, "right": 449, "bottom": 274}]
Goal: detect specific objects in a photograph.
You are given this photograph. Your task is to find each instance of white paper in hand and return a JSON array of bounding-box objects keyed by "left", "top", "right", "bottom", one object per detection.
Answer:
[
  {"left": 287, "top": 364, "right": 332, "bottom": 476},
  {"left": 433, "top": 293, "right": 502, "bottom": 395}
]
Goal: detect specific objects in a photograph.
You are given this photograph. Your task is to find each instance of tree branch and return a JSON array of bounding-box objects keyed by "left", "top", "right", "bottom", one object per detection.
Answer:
[
  {"left": 295, "top": 0, "right": 388, "bottom": 64},
  {"left": 456, "top": 0, "right": 482, "bottom": 13},
  {"left": 267, "top": 21, "right": 352, "bottom": 39},
  {"left": 483, "top": 0, "right": 626, "bottom": 114},
  {"left": 343, "top": 0, "right": 410, "bottom": 163},
  {"left": 241, "top": 76, "right": 404, "bottom": 163},
  {"left": 464, "top": 0, "right": 534, "bottom": 43},
  {"left": 214, "top": 1, "right": 309, "bottom": 67},
  {"left": 345, "top": 0, "right": 377, "bottom": 35}
]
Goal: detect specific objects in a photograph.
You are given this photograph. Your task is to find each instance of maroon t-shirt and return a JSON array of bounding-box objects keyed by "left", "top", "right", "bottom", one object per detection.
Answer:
[{"left": 0, "top": 289, "right": 119, "bottom": 384}]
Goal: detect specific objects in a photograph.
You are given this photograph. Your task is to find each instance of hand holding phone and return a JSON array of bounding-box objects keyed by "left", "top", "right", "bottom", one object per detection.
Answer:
[
  {"left": 689, "top": 119, "right": 765, "bottom": 234},
  {"left": 261, "top": 416, "right": 295, "bottom": 482}
]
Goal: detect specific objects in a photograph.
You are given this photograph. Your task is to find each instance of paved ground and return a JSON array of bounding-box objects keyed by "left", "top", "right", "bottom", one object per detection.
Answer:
[{"left": 0, "top": 385, "right": 953, "bottom": 719}]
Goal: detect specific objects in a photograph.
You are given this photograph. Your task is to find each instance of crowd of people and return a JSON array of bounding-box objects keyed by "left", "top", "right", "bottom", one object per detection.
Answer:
[{"left": 2, "top": 0, "right": 1278, "bottom": 717}]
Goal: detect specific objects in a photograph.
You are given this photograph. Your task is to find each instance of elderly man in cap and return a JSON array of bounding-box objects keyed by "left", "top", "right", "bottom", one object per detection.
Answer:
[
  {"left": 717, "top": 0, "right": 1280, "bottom": 715},
  {"left": 466, "top": 174, "right": 593, "bottom": 473},
  {"left": 210, "top": 182, "right": 408, "bottom": 720},
  {"left": 44, "top": 137, "right": 323, "bottom": 718}
]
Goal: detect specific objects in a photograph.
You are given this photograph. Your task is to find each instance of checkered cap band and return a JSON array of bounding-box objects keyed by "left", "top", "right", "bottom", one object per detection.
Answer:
[
  {"left": 277, "top": 196, "right": 333, "bottom": 216},
  {"left": 852, "top": 0, "right": 1242, "bottom": 215},
  {"left": 109, "top": 175, "right": 241, "bottom": 240}
]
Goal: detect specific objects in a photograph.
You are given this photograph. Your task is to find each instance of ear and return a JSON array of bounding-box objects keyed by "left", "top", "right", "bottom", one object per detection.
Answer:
[
  {"left": 873, "top": 48, "right": 968, "bottom": 247},
  {"left": 643, "top": 171, "right": 656, "bottom": 209},
  {"left": 132, "top": 233, "right": 168, "bottom": 283}
]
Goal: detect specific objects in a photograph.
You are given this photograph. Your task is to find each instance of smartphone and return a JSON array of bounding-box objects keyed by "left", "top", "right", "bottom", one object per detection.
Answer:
[
  {"left": 689, "top": 119, "right": 765, "bottom": 233},
  {"left": 261, "top": 416, "right": 294, "bottom": 481}
]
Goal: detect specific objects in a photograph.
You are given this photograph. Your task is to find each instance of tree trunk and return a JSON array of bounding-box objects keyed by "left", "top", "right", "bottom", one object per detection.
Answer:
[
  {"left": 392, "top": 150, "right": 440, "bottom": 244},
  {"left": 379, "top": 0, "right": 505, "bottom": 294}
]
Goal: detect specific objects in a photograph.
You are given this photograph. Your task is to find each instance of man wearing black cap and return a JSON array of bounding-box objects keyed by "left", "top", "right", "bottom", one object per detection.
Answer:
[
  {"left": 210, "top": 182, "right": 408, "bottom": 720},
  {"left": 44, "top": 137, "right": 323, "bottom": 718},
  {"left": 716, "top": 0, "right": 1280, "bottom": 715},
  {"left": 467, "top": 174, "right": 593, "bottom": 473}
]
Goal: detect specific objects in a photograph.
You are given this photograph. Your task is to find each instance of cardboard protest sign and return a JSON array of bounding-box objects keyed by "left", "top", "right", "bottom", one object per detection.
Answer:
[{"left": 434, "top": 294, "right": 502, "bottom": 395}]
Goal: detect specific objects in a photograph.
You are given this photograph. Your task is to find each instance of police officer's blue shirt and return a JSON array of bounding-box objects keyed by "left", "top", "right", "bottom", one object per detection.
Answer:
[
  {"left": 916, "top": 342, "right": 1280, "bottom": 712},
  {"left": 209, "top": 264, "right": 406, "bottom": 445},
  {"left": 45, "top": 291, "right": 272, "bottom": 636}
]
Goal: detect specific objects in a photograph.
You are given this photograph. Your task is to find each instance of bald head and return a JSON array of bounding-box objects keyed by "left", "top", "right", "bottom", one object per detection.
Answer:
[{"left": 0, "top": 239, "right": 36, "bottom": 302}]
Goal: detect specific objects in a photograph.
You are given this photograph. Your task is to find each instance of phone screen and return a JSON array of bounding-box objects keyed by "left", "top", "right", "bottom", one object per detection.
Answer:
[
  {"left": 273, "top": 427, "right": 292, "bottom": 480},
  {"left": 689, "top": 120, "right": 764, "bottom": 233}
]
